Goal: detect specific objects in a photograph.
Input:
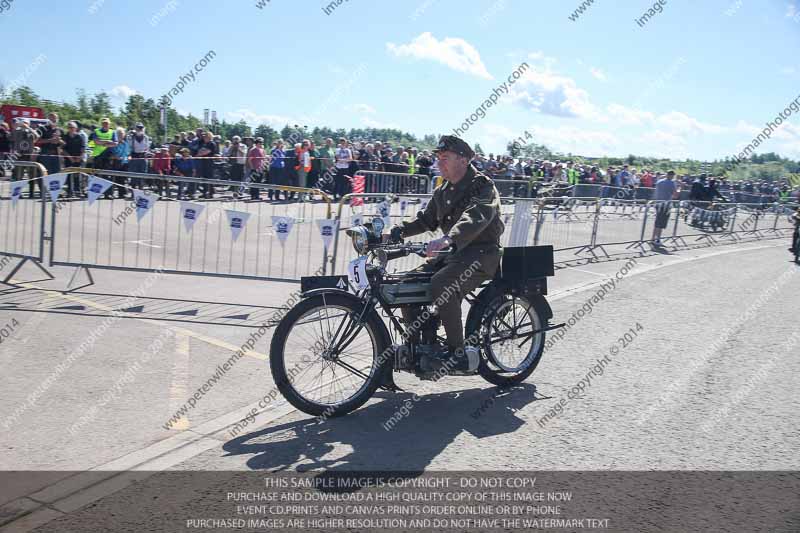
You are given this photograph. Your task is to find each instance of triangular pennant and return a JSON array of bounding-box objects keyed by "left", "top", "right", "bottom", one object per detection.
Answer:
[
  {"left": 86, "top": 175, "right": 113, "bottom": 205},
  {"left": 171, "top": 309, "right": 198, "bottom": 316},
  {"left": 271, "top": 216, "right": 295, "bottom": 245},
  {"left": 376, "top": 200, "right": 391, "bottom": 228},
  {"left": 9, "top": 181, "right": 24, "bottom": 206},
  {"left": 133, "top": 189, "right": 160, "bottom": 221},
  {"left": 180, "top": 201, "right": 205, "bottom": 232},
  {"left": 351, "top": 213, "right": 363, "bottom": 227},
  {"left": 226, "top": 210, "right": 251, "bottom": 241},
  {"left": 399, "top": 198, "right": 408, "bottom": 214},
  {"left": 45, "top": 173, "right": 68, "bottom": 203},
  {"left": 316, "top": 219, "right": 338, "bottom": 250},
  {"left": 121, "top": 305, "right": 144, "bottom": 313}
]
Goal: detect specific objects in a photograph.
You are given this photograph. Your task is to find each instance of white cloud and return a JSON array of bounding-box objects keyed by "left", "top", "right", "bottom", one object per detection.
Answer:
[
  {"left": 606, "top": 103, "right": 654, "bottom": 125},
  {"left": 226, "top": 109, "right": 295, "bottom": 127},
  {"left": 781, "top": 66, "right": 796, "bottom": 75},
  {"left": 786, "top": 3, "right": 799, "bottom": 18},
  {"left": 348, "top": 103, "right": 376, "bottom": 114},
  {"left": 362, "top": 116, "right": 399, "bottom": 129},
  {"left": 110, "top": 85, "right": 138, "bottom": 99},
  {"left": 589, "top": 67, "right": 607, "bottom": 82},
  {"left": 387, "top": 32, "right": 493, "bottom": 79},
  {"left": 638, "top": 130, "right": 690, "bottom": 158},
  {"left": 655, "top": 111, "right": 727, "bottom": 134},
  {"left": 734, "top": 120, "right": 760, "bottom": 135},
  {"left": 527, "top": 125, "right": 621, "bottom": 156},
  {"left": 508, "top": 66, "right": 599, "bottom": 119}
]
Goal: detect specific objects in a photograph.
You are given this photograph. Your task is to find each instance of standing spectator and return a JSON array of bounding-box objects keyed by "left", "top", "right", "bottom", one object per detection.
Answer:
[
  {"left": 173, "top": 148, "right": 194, "bottom": 199},
  {"left": 128, "top": 123, "right": 150, "bottom": 175},
  {"left": 297, "top": 140, "right": 312, "bottom": 186},
  {"left": 89, "top": 118, "right": 117, "bottom": 170},
  {"left": 196, "top": 131, "right": 218, "bottom": 199},
  {"left": 151, "top": 146, "right": 173, "bottom": 196},
  {"left": 248, "top": 138, "right": 267, "bottom": 201},
  {"left": 268, "top": 140, "right": 286, "bottom": 201},
  {"left": 227, "top": 136, "right": 247, "bottom": 187},
  {"left": 0, "top": 122, "right": 12, "bottom": 178},
  {"left": 62, "top": 121, "right": 86, "bottom": 197},
  {"left": 334, "top": 137, "right": 352, "bottom": 200},
  {"left": 317, "top": 138, "right": 335, "bottom": 193},
  {"left": 12, "top": 119, "right": 40, "bottom": 195},
  {"left": 652, "top": 170, "right": 679, "bottom": 248},
  {"left": 37, "top": 112, "right": 65, "bottom": 176},
  {"left": 107, "top": 128, "right": 130, "bottom": 198},
  {"left": 307, "top": 140, "right": 320, "bottom": 190}
]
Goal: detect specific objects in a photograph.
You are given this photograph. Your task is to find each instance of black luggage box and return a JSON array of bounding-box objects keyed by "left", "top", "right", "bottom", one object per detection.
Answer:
[{"left": 496, "top": 245, "right": 554, "bottom": 281}]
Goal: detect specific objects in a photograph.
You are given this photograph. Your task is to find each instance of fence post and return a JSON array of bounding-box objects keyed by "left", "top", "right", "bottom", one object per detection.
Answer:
[
  {"left": 329, "top": 195, "right": 349, "bottom": 275},
  {"left": 533, "top": 199, "right": 545, "bottom": 246},
  {"left": 772, "top": 202, "right": 780, "bottom": 231},
  {"left": 638, "top": 201, "right": 650, "bottom": 243}
]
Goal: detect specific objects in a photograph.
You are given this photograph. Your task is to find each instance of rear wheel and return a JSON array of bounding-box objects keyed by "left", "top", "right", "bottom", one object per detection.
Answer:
[
  {"left": 466, "top": 289, "right": 548, "bottom": 386},
  {"left": 269, "top": 293, "right": 390, "bottom": 417}
]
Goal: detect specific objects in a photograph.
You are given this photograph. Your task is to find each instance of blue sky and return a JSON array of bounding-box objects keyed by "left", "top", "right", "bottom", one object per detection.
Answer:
[{"left": 2, "top": 0, "right": 800, "bottom": 160}]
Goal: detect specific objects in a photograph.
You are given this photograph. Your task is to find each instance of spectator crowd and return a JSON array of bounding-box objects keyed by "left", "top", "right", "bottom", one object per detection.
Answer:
[{"left": 1, "top": 112, "right": 798, "bottom": 204}]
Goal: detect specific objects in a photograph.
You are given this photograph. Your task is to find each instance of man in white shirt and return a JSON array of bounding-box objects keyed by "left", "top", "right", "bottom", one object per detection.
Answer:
[{"left": 334, "top": 137, "right": 352, "bottom": 199}]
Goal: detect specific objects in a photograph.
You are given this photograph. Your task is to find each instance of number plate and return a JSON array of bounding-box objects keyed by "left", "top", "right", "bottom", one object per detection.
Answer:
[{"left": 347, "top": 257, "right": 369, "bottom": 290}]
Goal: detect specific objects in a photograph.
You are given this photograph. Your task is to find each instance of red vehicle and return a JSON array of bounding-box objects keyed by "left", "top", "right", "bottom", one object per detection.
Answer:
[{"left": 0, "top": 104, "right": 48, "bottom": 128}]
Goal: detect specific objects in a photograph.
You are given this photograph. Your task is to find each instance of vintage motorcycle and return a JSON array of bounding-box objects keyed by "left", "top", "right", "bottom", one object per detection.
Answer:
[{"left": 269, "top": 217, "right": 563, "bottom": 417}]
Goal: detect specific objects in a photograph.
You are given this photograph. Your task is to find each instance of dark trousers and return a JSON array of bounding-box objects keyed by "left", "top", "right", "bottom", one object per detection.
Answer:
[
  {"left": 334, "top": 168, "right": 350, "bottom": 199},
  {"left": 401, "top": 247, "right": 498, "bottom": 349},
  {"left": 249, "top": 170, "right": 264, "bottom": 200}
]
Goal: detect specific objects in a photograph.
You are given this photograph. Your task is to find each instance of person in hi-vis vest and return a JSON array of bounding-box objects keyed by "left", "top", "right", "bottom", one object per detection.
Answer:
[{"left": 88, "top": 117, "right": 117, "bottom": 170}]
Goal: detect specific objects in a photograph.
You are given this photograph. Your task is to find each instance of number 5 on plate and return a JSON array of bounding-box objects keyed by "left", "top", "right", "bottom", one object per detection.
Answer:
[{"left": 347, "top": 257, "right": 369, "bottom": 289}]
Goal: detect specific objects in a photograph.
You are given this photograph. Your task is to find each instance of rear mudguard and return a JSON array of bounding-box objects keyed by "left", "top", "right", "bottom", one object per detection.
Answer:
[{"left": 466, "top": 279, "right": 554, "bottom": 333}]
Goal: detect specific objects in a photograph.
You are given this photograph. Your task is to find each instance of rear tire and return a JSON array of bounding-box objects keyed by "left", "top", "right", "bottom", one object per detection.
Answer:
[
  {"left": 269, "top": 293, "right": 391, "bottom": 417},
  {"left": 465, "top": 288, "right": 548, "bottom": 387}
]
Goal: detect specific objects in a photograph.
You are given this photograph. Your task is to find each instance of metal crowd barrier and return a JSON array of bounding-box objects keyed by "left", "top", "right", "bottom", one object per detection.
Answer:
[
  {"left": 48, "top": 168, "right": 333, "bottom": 284},
  {"left": 0, "top": 162, "right": 54, "bottom": 284}
]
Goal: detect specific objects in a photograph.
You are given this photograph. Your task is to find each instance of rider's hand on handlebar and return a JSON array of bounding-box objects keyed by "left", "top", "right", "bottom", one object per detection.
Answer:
[
  {"left": 426, "top": 236, "right": 451, "bottom": 257},
  {"left": 385, "top": 225, "right": 403, "bottom": 244}
]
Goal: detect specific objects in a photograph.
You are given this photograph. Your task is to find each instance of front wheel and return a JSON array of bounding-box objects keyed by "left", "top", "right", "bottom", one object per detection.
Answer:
[
  {"left": 465, "top": 290, "right": 549, "bottom": 387},
  {"left": 269, "top": 292, "right": 390, "bottom": 417}
]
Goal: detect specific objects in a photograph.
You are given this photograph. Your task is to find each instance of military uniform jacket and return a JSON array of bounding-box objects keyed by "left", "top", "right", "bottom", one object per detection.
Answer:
[{"left": 401, "top": 164, "right": 504, "bottom": 259}]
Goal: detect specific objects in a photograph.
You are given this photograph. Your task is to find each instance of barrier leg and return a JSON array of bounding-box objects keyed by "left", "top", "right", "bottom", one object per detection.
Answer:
[
  {"left": 1, "top": 257, "right": 55, "bottom": 286},
  {"left": 65, "top": 265, "right": 95, "bottom": 292}
]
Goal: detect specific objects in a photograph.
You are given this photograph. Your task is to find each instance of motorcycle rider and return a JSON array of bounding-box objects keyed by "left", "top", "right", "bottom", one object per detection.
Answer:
[
  {"left": 388, "top": 135, "right": 504, "bottom": 374},
  {"left": 790, "top": 206, "right": 800, "bottom": 254}
]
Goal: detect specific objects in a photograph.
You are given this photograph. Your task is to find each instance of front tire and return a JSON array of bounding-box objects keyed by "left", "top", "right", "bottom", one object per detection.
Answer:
[
  {"left": 465, "top": 289, "right": 549, "bottom": 387},
  {"left": 269, "top": 293, "right": 391, "bottom": 417}
]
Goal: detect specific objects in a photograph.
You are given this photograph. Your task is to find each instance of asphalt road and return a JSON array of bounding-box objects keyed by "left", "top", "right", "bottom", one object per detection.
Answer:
[{"left": 0, "top": 236, "right": 797, "bottom": 531}]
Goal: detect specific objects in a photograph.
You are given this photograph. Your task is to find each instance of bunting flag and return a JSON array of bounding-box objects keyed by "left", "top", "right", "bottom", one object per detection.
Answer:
[
  {"left": 133, "top": 189, "right": 160, "bottom": 221},
  {"left": 351, "top": 212, "right": 363, "bottom": 227},
  {"left": 45, "top": 173, "right": 68, "bottom": 203},
  {"left": 86, "top": 175, "right": 113, "bottom": 205},
  {"left": 316, "top": 219, "right": 338, "bottom": 250},
  {"left": 9, "top": 181, "right": 24, "bottom": 206},
  {"left": 271, "top": 215, "right": 295, "bottom": 245},
  {"left": 419, "top": 199, "right": 429, "bottom": 212},
  {"left": 399, "top": 198, "right": 408, "bottom": 214},
  {"left": 226, "top": 210, "right": 251, "bottom": 241},
  {"left": 376, "top": 200, "right": 391, "bottom": 228},
  {"left": 180, "top": 201, "right": 205, "bottom": 232}
]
